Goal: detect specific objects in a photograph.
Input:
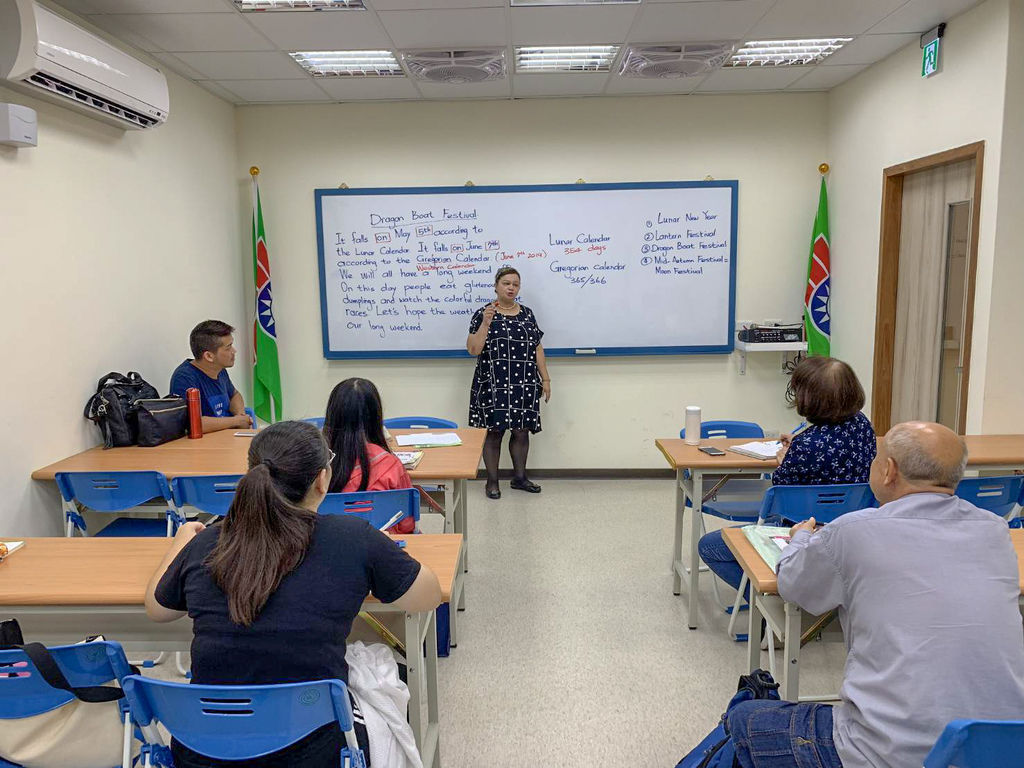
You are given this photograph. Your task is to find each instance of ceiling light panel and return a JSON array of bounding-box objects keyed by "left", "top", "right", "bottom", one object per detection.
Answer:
[
  {"left": 290, "top": 50, "right": 403, "bottom": 77},
  {"left": 510, "top": 0, "right": 639, "bottom": 5},
  {"left": 727, "top": 38, "right": 852, "bottom": 67},
  {"left": 515, "top": 45, "right": 619, "bottom": 73},
  {"left": 235, "top": 0, "right": 365, "bottom": 10}
]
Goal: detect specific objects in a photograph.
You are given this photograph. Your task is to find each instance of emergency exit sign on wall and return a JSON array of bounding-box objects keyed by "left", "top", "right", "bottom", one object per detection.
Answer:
[{"left": 922, "top": 37, "right": 940, "bottom": 77}]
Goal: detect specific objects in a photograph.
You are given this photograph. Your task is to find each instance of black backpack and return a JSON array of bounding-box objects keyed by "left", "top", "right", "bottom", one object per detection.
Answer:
[{"left": 84, "top": 372, "right": 159, "bottom": 448}]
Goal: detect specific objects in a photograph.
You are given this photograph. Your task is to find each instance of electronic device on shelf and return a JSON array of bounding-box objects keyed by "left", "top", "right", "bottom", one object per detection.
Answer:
[{"left": 737, "top": 324, "right": 804, "bottom": 344}]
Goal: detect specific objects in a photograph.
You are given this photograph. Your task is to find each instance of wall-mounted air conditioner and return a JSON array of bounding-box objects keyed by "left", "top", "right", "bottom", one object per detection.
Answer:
[{"left": 0, "top": 0, "right": 169, "bottom": 129}]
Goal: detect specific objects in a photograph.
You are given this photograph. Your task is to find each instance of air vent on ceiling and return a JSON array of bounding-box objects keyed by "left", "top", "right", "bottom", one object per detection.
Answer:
[
  {"left": 619, "top": 42, "right": 737, "bottom": 79},
  {"left": 402, "top": 49, "right": 506, "bottom": 84}
]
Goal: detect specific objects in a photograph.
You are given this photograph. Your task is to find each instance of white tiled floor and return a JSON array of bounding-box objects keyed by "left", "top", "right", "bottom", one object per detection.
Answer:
[{"left": 153, "top": 478, "right": 848, "bottom": 767}]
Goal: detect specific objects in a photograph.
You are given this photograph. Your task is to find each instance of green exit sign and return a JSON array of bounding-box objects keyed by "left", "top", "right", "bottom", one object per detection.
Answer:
[{"left": 922, "top": 37, "right": 940, "bottom": 77}]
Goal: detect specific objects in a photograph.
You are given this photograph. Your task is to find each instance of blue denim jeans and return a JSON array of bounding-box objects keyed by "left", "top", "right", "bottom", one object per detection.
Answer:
[
  {"left": 727, "top": 700, "right": 842, "bottom": 768},
  {"left": 698, "top": 527, "right": 749, "bottom": 598}
]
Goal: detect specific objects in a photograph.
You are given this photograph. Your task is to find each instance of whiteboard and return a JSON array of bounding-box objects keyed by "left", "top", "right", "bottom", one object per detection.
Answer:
[{"left": 315, "top": 181, "right": 737, "bottom": 358}]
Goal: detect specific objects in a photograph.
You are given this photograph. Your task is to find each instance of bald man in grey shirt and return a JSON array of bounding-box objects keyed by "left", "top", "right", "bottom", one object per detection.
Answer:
[{"left": 727, "top": 422, "right": 1024, "bottom": 768}]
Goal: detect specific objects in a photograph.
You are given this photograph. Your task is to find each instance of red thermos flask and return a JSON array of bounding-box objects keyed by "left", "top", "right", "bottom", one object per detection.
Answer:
[{"left": 186, "top": 388, "right": 203, "bottom": 439}]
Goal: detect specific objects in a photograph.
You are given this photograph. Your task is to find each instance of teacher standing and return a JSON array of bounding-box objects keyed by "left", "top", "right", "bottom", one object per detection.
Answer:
[{"left": 466, "top": 267, "right": 550, "bottom": 500}]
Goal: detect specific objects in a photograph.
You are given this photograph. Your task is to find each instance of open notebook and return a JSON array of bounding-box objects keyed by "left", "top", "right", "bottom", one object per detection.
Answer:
[
  {"left": 741, "top": 526, "right": 791, "bottom": 573},
  {"left": 728, "top": 441, "right": 782, "bottom": 460}
]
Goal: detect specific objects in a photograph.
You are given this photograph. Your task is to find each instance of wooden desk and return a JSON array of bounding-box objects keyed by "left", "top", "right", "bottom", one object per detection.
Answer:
[
  {"left": 0, "top": 534, "right": 461, "bottom": 768},
  {"left": 655, "top": 433, "right": 1024, "bottom": 631},
  {"left": 32, "top": 427, "right": 484, "bottom": 571},
  {"left": 722, "top": 526, "right": 1024, "bottom": 701}
]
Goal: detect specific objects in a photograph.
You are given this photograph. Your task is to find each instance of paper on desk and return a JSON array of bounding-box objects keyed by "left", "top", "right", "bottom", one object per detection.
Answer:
[
  {"left": 0, "top": 541, "right": 24, "bottom": 557},
  {"left": 742, "top": 526, "right": 792, "bottom": 573},
  {"left": 394, "top": 451, "right": 423, "bottom": 469},
  {"left": 728, "top": 441, "right": 782, "bottom": 460},
  {"left": 395, "top": 432, "right": 461, "bottom": 448}
]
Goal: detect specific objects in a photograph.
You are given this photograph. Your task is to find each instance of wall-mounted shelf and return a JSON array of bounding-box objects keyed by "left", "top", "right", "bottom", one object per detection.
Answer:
[{"left": 735, "top": 337, "right": 807, "bottom": 375}]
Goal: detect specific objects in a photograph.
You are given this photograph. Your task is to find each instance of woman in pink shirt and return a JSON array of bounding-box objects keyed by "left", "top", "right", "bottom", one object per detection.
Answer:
[{"left": 323, "top": 378, "right": 415, "bottom": 534}]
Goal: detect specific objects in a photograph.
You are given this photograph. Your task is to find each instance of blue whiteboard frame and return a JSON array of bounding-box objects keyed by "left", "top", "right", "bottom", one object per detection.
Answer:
[{"left": 315, "top": 180, "right": 738, "bottom": 359}]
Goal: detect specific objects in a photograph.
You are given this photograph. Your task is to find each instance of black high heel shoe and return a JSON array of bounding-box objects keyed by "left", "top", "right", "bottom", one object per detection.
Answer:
[
  {"left": 485, "top": 483, "right": 501, "bottom": 500},
  {"left": 510, "top": 477, "right": 542, "bottom": 493}
]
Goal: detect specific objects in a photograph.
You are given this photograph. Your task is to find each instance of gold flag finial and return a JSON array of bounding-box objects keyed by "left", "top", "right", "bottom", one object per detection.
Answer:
[
  {"left": 818, "top": 163, "right": 830, "bottom": 175},
  {"left": 249, "top": 166, "right": 260, "bottom": 177}
]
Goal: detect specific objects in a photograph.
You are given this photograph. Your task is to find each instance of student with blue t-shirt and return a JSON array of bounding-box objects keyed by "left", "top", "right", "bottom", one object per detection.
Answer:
[{"left": 169, "top": 320, "right": 251, "bottom": 433}]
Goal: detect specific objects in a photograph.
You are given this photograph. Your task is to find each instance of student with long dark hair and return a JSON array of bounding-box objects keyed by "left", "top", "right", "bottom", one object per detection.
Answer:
[
  {"left": 145, "top": 420, "right": 441, "bottom": 768},
  {"left": 322, "top": 377, "right": 416, "bottom": 533}
]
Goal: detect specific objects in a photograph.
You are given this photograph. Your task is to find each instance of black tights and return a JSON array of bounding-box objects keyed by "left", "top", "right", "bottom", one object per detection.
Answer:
[{"left": 483, "top": 428, "right": 531, "bottom": 490}]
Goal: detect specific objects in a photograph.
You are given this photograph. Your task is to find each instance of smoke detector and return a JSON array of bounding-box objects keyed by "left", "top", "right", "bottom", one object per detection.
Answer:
[
  {"left": 619, "top": 42, "right": 737, "bottom": 79},
  {"left": 401, "top": 49, "right": 506, "bottom": 84}
]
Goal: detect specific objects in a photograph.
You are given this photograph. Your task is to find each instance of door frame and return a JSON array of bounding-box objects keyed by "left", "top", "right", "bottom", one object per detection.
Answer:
[{"left": 871, "top": 141, "right": 984, "bottom": 435}]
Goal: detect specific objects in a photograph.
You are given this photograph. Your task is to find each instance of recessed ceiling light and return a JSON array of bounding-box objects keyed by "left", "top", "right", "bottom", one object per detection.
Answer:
[
  {"left": 510, "top": 0, "right": 639, "bottom": 5},
  {"left": 515, "top": 45, "right": 619, "bottom": 73},
  {"left": 726, "top": 39, "right": 852, "bottom": 67},
  {"left": 290, "top": 51, "right": 403, "bottom": 77},
  {"left": 234, "top": 0, "right": 364, "bottom": 11}
]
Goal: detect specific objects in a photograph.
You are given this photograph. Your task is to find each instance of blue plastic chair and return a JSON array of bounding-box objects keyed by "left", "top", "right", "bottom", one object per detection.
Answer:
[
  {"left": 121, "top": 676, "right": 365, "bottom": 768},
  {"left": 955, "top": 476, "right": 1024, "bottom": 520},
  {"left": 727, "top": 483, "right": 876, "bottom": 640},
  {"left": 0, "top": 641, "right": 135, "bottom": 768},
  {"left": 56, "top": 471, "right": 183, "bottom": 538},
  {"left": 924, "top": 719, "right": 1024, "bottom": 767},
  {"left": 171, "top": 475, "right": 243, "bottom": 518},
  {"left": 303, "top": 416, "right": 325, "bottom": 429},
  {"left": 318, "top": 488, "right": 420, "bottom": 530},
  {"left": 680, "top": 420, "right": 770, "bottom": 523},
  {"left": 384, "top": 416, "right": 457, "bottom": 430}
]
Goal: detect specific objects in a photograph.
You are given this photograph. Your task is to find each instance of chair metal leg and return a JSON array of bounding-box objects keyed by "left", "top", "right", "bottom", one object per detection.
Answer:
[
  {"left": 728, "top": 574, "right": 749, "bottom": 639},
  {"left": 175, "top": 652, "right": 189, "bottom": 677},
  {"left": 122, "top": 711, "right": 132, "bottom": 768}
]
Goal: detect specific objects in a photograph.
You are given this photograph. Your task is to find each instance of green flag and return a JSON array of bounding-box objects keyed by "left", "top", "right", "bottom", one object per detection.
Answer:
[
  {"left": 252, "top": 180, "right": 282, "bottom": 423},
  {"left": 803, "top": 178, "right": 831, "bottom": 357}
]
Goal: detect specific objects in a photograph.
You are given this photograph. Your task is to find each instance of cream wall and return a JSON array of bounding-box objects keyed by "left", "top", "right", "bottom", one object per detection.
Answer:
[
  {"left": 826, "top": 0, "right": 1011, "bottom": 432},
  {"left": 236, "top": 94, "right": 828, "bottom": 469},
  {"left": 0, "top": 70, "right": 244, "bottom": 535},
  {"left": 982, "top": 0, "right": 1024, "bottom": 432}
]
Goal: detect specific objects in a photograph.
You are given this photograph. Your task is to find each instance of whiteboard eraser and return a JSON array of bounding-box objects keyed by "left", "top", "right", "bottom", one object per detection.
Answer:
[
  {"left": 575, "top": 348, "right": 597, "bottom": 355},
  {"left": 0, "top": 104, "right": 37, "bottom": 147}
]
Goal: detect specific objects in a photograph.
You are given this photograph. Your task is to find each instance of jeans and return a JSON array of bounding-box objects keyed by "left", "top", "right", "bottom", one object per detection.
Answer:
[
  {"left": 698, "top": 528, "right": 749, "bottom": 599},
  {"left": 727, "top": 700, "right": 843, "bottom": 768}
]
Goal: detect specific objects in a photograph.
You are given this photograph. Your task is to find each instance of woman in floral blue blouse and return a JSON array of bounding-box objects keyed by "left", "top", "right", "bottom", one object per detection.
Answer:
[{"left": 698, "top": 356, "right": 877, "bottom": 595}]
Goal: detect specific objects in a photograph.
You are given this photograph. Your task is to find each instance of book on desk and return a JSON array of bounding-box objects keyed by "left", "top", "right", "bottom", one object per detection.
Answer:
[{"left": 728, "top": 441, "right": 782, "bottom": 460}]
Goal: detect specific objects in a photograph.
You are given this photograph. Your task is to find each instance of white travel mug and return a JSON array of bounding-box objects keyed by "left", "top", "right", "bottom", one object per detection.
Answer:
[{"left": 684, "top": 406, "right": 701, "bottom": 445}]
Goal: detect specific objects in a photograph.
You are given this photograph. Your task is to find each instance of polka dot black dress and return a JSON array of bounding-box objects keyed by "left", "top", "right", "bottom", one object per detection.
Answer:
[{"left": 468, "top": 304, "right": 544, "bottom": 434}]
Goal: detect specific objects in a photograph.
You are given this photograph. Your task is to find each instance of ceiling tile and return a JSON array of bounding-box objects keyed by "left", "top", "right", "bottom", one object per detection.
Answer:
[
  {"left": 628, "top": 1, "right": 773, "bottom": 43},
  {"left": 824, "top": 33, "right": 917, "bottom": 66},
  {"left": 148, "top": 50, "right": 208, "bottom": 79},
  {"left": 605, "top": 72, "right": 701, "bottom": 94},
  {"left": 416, "top": 78, "right": 511, "bottom": 99},
  {"left": 52, "top": 0, "right": 101, "bottom": 14},
  {"left": 512, "top": 72, "right": 609, "bottom": 97},
  {"left": 84, "top": 14, "right": 164, "bottom": 50},
  {"left": 196, "top": 80, "right": 246, "bottom": 103},
  {"left": 82, "top": 0, "right": 229, "bottom": 12},
  {"left": 175, "top": 51, "right": 307, "bottom": 79},
  {"left": 378, "top": 8, "right": 507, "bottom": 48},
  {"left": 787, "top": 63, "right": 868, "bottom": 90},
  {"left": 214, "top": 78, "right": 331, "bottom": 101},
  {"left": 511, "top": 6, "right": 640, "bottom": 46},
  {"left": 103, "top": 12, "right": 275, "bottom": 51},
  {"left": 244, "top": 10, "right": 392, "bottom": 50},
  {"left": 747, "top": 0, "right": 908, "bottom": 37},
  {"left": 370, "top": 0, "right": 502, "bottom": 8},
  {"left": 316, "top": 76, "right": 422, "bottom": 100},
  {"left": 695, "top": 65, "right": 811, "bottom": 91},
  {"left": 869, "top": 0, "right": 983, "bottom": 34}
]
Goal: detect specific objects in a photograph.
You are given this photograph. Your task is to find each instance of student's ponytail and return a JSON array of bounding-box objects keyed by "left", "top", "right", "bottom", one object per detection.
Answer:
[{"left": 206, "top": 421, "right": 328, "bottom": 627}]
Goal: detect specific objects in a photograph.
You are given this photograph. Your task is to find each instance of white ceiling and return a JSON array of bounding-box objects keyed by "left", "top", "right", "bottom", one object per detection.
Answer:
[{"left": 51, "top": 0, "right": 982, "bottom": 105}]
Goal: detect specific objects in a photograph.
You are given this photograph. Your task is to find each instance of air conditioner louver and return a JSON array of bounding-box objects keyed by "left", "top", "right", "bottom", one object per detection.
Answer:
[
  {"left": 402, "top": 49, "right": 506, "bottom": 84},
  {"left": 619, "top": 42, "right": 738, "bottom": 79},
  {"left": 27, "top": 71, "right": 160, "bottom": 128}
]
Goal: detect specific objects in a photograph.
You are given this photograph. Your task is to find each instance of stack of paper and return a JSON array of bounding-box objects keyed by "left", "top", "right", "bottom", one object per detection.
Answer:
[
  {"left": 395, "top": 433, "right": 462, "bottom": 448},
  {"left": 0, "top": 541, "right": 24, "bottom": 559},
  {"left": 728, "top": 441, "right": 782, "bottom": 460},
  {"left": 395, "top": 451, "right": 424, "bottom": 469},
  {"left": 741, "top": 526, "right": 792, "bottom": 573}
]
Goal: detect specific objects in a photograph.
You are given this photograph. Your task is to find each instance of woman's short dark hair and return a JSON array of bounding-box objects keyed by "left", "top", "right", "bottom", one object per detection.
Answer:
[
  {"left": 785, "top": 356, "right": 865, "bottom": 425},
  {"left": 323, "top": 378, "right": 390, "bottom": 494},
  {"left": 494, "top": 267, "right": 520, "bottom": 286}
]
